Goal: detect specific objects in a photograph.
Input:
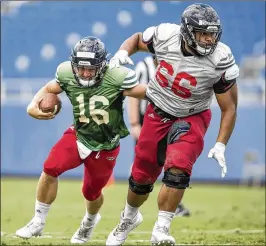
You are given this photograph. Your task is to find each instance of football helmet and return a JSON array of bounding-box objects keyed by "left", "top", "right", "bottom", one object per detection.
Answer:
[
  {"left": 71, "top": 36, "right": 108, "bottom": 87},
  {"left": 180, "top": 3, "right": 222, "bottom": 56}
]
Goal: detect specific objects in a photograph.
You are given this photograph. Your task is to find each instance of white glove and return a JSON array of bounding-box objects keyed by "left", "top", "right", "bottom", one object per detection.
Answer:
[
  {"left": 208, "top": 142, "right": 227, "bottom": 178},
  {"left": 109, "top": 50, "right": 134, "bottom": 69}
]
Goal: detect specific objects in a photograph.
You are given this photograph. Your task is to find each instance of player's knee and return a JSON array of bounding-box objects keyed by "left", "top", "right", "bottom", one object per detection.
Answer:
[
  {"left": 43, "top": 163, "right": 61, "bottom": 178},
  {"left": 128, "top": 175, "right": 154, "bottom": 195},
  {"left": 82, "top": 186, "right": 101, "bottom": 201},
  {"left": 162, "top": 169, "right": 190, "bottom": 189}
]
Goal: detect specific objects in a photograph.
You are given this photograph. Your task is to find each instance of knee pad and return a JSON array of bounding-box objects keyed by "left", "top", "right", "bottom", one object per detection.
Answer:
[
  {"left": 129, "top": 175, "right": 154, "bottom": 195},
  {"left": 162, "top": 170, "right": 190, "bottom": 189}
]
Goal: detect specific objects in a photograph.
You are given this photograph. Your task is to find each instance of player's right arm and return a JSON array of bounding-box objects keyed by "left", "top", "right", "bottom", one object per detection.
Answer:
[
  {"left": 27, "top": 64, "right": 64, "bottom": 120},
  {"left": 118, "top": 29, "right": 153, "bottom": 55},
  {"left": 27, "top": 79, "right": 63, "bottom": 120},
  {"left": 109, "top": 26, "right": 157, "bottom": 69},
  {"left": 109, "top": 23, "right": 177, "bottom": 69}
]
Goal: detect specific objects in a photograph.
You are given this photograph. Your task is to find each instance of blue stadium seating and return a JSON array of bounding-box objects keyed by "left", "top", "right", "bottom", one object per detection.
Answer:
[{"left": 2, "top": 1, "right": 265, "bottom": 78}]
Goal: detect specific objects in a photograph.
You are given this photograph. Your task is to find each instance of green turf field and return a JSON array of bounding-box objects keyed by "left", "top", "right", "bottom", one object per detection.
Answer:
[{"left": 1, "top": 178, "right": 265, "bottom": 245}]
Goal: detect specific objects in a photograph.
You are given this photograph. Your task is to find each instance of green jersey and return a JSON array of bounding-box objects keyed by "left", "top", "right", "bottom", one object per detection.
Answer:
[{"left": 55, "top": 61, "right": 138, "bottom": 151}]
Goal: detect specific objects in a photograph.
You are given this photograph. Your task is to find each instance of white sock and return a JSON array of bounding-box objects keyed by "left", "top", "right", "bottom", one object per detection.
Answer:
[
  {"left": 84, "top": 211, "right": 98, "bottom": 225},
  {"left": 34, "top": 200, "right": 50, "bottom": 223},
  {"left": 123, "top": 200, "right": 138, "bottom": 220},
  {"left": 157, "top": 211, "right": 175, "bottom": 228}
]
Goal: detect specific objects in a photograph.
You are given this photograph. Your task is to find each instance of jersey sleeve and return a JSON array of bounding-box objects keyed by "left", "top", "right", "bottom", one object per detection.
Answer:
[
  {"left": 213, "top": 43, "right": 239, "bottom": 93},
  {"left": 120, "top": 69, "right": 139, "bottom": 91},
  {"left": 55, "top": 61, "right": 73, "bottom": 89},
  {"left": 142, "top": 26, "right": 156, "bottom": 54},
  {"left": 153, "top": 23, "right": 178, "bottom": 47},
  {"left": 215, "top": 44, "right": 236, "bottom": 71},
  {"left": 142, "top": 23, "right": 178, "bottom": 54}
]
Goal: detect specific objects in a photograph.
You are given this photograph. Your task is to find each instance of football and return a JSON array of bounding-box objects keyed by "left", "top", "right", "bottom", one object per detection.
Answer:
[{"left": 39, "top": 93, "right": 62, "bottom": 115}]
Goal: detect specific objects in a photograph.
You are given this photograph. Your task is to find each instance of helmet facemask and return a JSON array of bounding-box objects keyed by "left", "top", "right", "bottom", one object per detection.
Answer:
[
  {"left": 71, "top": 59, "right": 107, "bottom": 87},
  {"left": 71, "top": 37, "right": 108, "bottom": 87},
  {"left": 186, "top": 24, "right": 222, "bottom": 56},
  {"left": 180, "top": 3, "right": 222, "bottom": 56}
]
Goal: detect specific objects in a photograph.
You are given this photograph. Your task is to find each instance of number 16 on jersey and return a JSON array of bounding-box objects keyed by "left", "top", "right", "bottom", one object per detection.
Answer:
[{"left": 76, "top": 94, "right": 110, "bottom": 125}]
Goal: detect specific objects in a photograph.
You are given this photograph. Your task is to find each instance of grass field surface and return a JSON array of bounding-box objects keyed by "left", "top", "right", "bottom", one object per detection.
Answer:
[{"left": 1, "top": 178, "right": 265, "bottom": 245}]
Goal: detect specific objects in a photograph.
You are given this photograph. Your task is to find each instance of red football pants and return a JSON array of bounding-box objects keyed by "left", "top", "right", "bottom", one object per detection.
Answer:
[
  {"left": 43, "top": 126, "right": 120, "bottom": 201},
  {"left": 132, "top": 104, "right": 212, "bottom": 184}
]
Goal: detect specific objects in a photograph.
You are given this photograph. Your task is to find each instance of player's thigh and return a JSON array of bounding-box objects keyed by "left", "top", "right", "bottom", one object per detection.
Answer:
[
  {"left": 132, "top": 104, "right": 171, "bottom": 183},
  {"left": 164, "top": 110, "right": 212, "bottom": 175},
  {"left": 83, "top": 145, "right": 120, "bottom": 192},
  {"left": 43, "top": 126, "right": 82, "bottom": 177}
]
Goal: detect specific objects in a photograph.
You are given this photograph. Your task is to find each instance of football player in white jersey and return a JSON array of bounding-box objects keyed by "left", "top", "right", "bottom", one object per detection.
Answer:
[
  {"left": 129, "top": 55, "right": 191, "bottom": 217},
  {"left": 107, "top": 3, "right": 239, "bottom": 246}
]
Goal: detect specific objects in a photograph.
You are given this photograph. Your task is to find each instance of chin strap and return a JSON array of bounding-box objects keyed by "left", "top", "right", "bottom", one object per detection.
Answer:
[
  {"left": 195, "top": 44, "right": 212, "bottom": 56},
  {"left": 78, "top": 78, "right": 97, "bottom": 87}
]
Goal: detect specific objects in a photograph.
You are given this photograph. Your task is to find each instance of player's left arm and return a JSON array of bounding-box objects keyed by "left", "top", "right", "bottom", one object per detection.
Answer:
[
  {"left": 213, "top": 58, "right": 240, "bottom": 145},
  {"left": 123, "top": 84, "right": 147, "bottom": 99},
  {"left": 215, "top": 82, "right": 238, "bottom": 145},
  {"left": 119, "top": 69, "right": 147, "bottom": 99},
  {"left": 208, "top": 54, "right": 239, "bottom": 178}
]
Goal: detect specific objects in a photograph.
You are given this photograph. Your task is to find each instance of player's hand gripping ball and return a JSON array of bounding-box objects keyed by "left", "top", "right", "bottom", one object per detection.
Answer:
[{"left": 39, "top": 93, "right": 62, "bottom": 115}]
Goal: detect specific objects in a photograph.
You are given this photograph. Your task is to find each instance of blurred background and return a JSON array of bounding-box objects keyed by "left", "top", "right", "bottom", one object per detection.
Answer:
[{"left": 1, "top": 1, "right": 265, "bottom": 185}]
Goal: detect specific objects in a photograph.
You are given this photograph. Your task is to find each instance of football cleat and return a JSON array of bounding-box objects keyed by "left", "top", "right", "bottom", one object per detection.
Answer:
[
  {"left": 175, "top": 203, "right": 191, "bottom": 217},
  {"left": 16, "top": 217, "right": 45, "bottom": 239},
  {"left": 71, "top": 213, "right": 101, "bottom": 244},
  {"left": 106, "top": 211, "right": 143, "bottom": 245},
  {"left": 151, "top": 222, "right": 176, "bottom": 246}
]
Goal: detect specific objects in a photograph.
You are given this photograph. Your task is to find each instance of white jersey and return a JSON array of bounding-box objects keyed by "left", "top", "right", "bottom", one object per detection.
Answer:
[{"left": 145, "top": 23, "right": 238, "bottom": 117}]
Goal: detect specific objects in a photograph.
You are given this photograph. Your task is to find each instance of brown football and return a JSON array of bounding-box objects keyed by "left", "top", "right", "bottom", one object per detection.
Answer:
[{"left": 39, "top": 93, "right": 62, "bottom": 115}]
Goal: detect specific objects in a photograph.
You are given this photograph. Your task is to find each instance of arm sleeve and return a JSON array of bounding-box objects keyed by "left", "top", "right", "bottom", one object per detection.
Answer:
[{"left": 213, "top": 75, "right": 236, "bottom": 94}]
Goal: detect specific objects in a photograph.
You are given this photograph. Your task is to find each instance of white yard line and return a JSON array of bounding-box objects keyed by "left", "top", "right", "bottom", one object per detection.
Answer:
[
  {"left": 2, "top": 229, "right": 264, "bottom": 238},
  {"left": 45, "top": 229, "right": 264, "bottom": 234}
]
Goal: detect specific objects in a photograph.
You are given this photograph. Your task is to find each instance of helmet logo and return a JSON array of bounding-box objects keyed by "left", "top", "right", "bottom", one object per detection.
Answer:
[
  {"left": 78, "top": 61, "right": 91, "bottom": 66},
  {"left": 199, "top": 20, "right": 220, "bottom": 26},
  {"left": 77, "top": 51, "right": 95, "bottom": 58},
  {"left": 206, "top": 26, "right": 218, "bottom": 31}
]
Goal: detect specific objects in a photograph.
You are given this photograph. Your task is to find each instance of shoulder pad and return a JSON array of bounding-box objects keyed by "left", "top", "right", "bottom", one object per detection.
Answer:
[
  {"left": 211, "top": 42, "right": 235, "bottom": 70},
  {"left": 154, "top": 23, "right": 180, "bottom": 42},
  {"left": 55, "top": 61, "right": 72, "bottom": 82}
]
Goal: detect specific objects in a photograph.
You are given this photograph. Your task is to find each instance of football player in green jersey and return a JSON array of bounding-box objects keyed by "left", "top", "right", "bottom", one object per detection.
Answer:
[{"left": 16, "top": 36, "right": 147, "bottom": 244}]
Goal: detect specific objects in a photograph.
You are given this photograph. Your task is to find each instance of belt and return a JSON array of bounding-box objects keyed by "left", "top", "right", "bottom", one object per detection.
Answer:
[{"left": 150, "top": 101, "right": 177, "bottom": 120}]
